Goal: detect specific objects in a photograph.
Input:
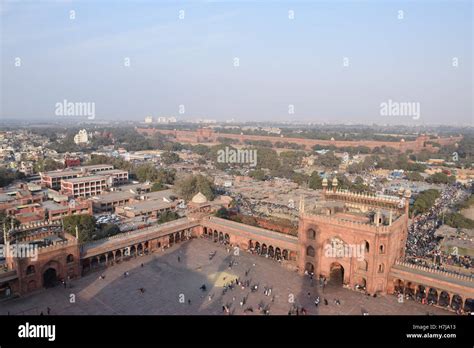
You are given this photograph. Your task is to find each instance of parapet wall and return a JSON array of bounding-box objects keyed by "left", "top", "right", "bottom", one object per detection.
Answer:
[{"left": 394, "top": 260, "right": 474, "bottom": 284}]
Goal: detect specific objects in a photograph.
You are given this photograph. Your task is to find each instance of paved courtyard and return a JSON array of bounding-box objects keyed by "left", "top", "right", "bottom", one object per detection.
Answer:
[{"left": 1, "top": 238, "right": 451, "bottom": 315}]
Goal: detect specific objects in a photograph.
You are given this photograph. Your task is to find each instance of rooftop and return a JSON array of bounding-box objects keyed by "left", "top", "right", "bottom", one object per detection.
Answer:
[
  {"left": 78, "top": 164, "right": 114, "bottom": 171},
  {"left": 122, "top": 200, "right": 175, "bottom": 213},
  {"left": 62, "top": 175, "right": 108, "bottom": 184},
  {"left": 42, "top": 170, "right": 82, "bottom": 178},
  {"left": 96, "top": 169, "right": 128, "bottom": 175},
  {"left": 92, "top": 191, "right": 136, "bottom": 203}
]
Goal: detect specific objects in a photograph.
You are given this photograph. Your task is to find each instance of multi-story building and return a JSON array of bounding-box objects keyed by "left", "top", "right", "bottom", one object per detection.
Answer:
[
  {"left": 40, "top": 169, "right": 82, "bottom": 190},
  {"left": 91, "top": 191, "right": 136, "bottom": 213},
  {"left": 40, "top": 164, "right": 116, "bottom": 190},
  {"left": 73, "top": 129, "right": 89, "bottom": 144},
  {"left": 61, "top": 175, "right": 108, "bottom": 198},
  {"left": 42, "top": 200, "right": 93, "bottom": 221},
  {"left": 99, "top": 169, "right": 129, "bottom": 186},
  {"left": 115, "top": 200, "right": 177, "bottom": 219}
]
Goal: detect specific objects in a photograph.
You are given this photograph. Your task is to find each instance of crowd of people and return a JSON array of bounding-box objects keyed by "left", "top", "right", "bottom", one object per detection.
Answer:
[{"left": 405, "top": 183, "right": 472, "bottom": 273}]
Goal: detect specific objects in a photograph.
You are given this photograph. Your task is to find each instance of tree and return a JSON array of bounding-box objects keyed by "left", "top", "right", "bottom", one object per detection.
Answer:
[
  {"left": 34, "top": 158, "right": 63, "bottom": 173},
  {"left": 133, "top": 163, "right": 159, "bottom": 182},
  {"left": 318, "top": 152, "right": 341, "bottom": 169},
  {"left": 255, "top": 147, "right": 280, "bottom": 170},
  {"left": 157, "top": 211, "right": 180, "bottom": 224},
  {"left": 444, "top": 213, "right": 474, "bottom": 229},
  {"left": 0, "top": 168, "right": 25, "bottom": 187},
  {"left": 309, "top": 171, "right": 323, "bottom": 189},
  {"left": 215, "top": 207, "right": 229, "bottom": 218},
  {"left": 151, "top": 181, "right": 165, "bottom": 192},
  {"left": 279, "top": 151, "right": 305, "bottom": 167},
  {"left": 412, "top": 189, "right": 440, "bottom": 215},
  {"left": 192, "top": 144, "right": 212, "bottom": 156},
  {"left": 249, "top": 169, "right": 265, "bottom": 181},
  {"left": 291, "top": 172, "right": 309, "bottom": 186},
  {"left": 426, "top": 172, "right": 455, "bottom": 184},
  {"left": 174, "top": 174, "right": 215, "bottom": 201},
  {"left": 97, "top": 223, "right": 121, "bottom": 239},
  {"left": 87, "top": 154, "right": 133, "bottom": 172},
  {"left": 156, "top": 168, "right": 176, "bottom": 185},
  {"left": 63, "top": 215, "right": 96, "bottom": 243},
  {"left": 161, "top": 151, "right": 180, "bottom": 165},
  {"left": 406, "top": 172, "right": 424, "bottom": 182}
]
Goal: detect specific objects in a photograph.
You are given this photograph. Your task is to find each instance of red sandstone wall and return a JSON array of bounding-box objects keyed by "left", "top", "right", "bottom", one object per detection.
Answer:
[
  {"left": 255, "top": 217, "right": 297, "bottom": 236},
  {"left": 136, "top": 128, "right": 461, "bottom": 153}
]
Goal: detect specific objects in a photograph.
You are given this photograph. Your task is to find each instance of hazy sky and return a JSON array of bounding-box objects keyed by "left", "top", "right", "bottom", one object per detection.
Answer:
[{"left": 1, "top": 0, "right": 473, "bottom": 125}]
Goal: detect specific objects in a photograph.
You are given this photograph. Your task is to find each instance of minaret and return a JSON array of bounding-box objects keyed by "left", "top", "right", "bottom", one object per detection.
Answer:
[
  {"left": 4, "top": 221, "right": 11, "bottom": 269},
  {"left": 75, "top": 225, "right": 79, "bottom": 240},
  {"left": 403, "top": 190, "right": 412, "bottom": 216},
  {"left": 332, "top": 177, "right": 338, "bottom": 193},
  {"left": 299, "top": 195, "right": 305, "bottom": 215},
  {"left": 322, "top": 178, "right": 328, "bottom": 195}
]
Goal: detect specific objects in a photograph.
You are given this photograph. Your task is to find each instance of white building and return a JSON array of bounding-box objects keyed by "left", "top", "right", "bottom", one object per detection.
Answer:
[
  {"left": 157, "top": 117, "right": 167, "bottom": 123},
  {"left": 144, "top": 116, "right": 153, "bottom": 124},
  {"left": 74, "top": 129, "right": 89, "bottom": 144}
]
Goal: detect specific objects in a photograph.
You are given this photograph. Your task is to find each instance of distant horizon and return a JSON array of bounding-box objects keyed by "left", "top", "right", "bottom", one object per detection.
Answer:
[{"left": 0, "top": 116, "right": 473, "bottom": 130}]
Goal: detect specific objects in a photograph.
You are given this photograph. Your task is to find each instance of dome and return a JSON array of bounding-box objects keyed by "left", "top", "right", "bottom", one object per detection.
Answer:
[
  {"left": 322, "top": 178, "right": 328, "bottom": 186},
  {"left": 404, "top": 189, "right": 412, "bottom": 198},
  {"left": 398, "top": 187, "right": 405, "bottom": 195},
  {"left": 191, "top": 192, "right": 208, "bottom": 204},
  {"left": 332, "top": 177, "right": 338, "bottom": 186}
]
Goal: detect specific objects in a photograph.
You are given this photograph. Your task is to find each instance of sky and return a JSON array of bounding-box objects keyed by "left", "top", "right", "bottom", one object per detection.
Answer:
[{"left": 1, "top": 0, "right": 473, "bottom": 125}]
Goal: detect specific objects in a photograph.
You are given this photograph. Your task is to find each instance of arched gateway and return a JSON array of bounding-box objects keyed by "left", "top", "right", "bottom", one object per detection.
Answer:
[
  {"left": 329, "top": 262, "right": 344, "bottom": 286},
  {"left": 43, "top": 268, "right": 58, "bottom": 288}
]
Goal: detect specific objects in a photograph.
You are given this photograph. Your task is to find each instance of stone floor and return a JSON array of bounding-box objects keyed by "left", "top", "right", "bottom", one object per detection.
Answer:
[{"left": 1, "top": 238, "right": 452, "bottom": 315}]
